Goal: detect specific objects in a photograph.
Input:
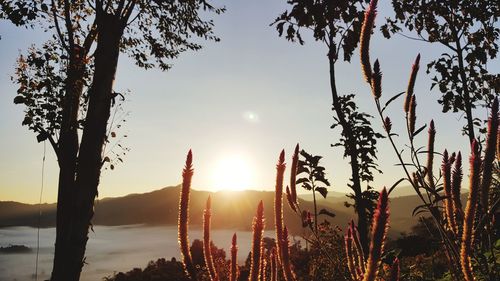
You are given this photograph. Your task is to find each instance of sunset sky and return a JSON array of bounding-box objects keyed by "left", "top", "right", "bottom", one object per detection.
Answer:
[{"left": 0, "top": 0, "right": 491, "bottom": 204}]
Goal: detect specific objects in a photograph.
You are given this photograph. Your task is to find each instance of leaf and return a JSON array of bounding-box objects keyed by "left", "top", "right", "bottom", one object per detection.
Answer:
[
  {"left": 13, "top": 96, "right": 25, "bottom": 104},
  {"left": 319, "top": 209, "right": 336, "bottom": 218},
  {"left": 301, "top": 182, "right": 312, "bottom": 190},
  {"left": 110, "top": 164, "right": 115, "bottom": 170},
  {"left": 388, "top": 178, "right": 406, "bottom": 195},
  {"left": 296, "top": 178, "right": 309, "bottom": 184},
  {"left": 296, "top": 165, "right": 309, "bottom": 175},
  {"left": 412, "top": 124, "right": 427, "bottom": 138},
  {"left": 382, "top": 91, "right": 405, "bottom": 112},
  {"left": 103, "top": 156, "right": 110, "bottom": 162},
  {"left": 36, "top": 132, "right": 48, "bottom": 143},
  {"left": 315, "top": 186, "right": 328, "bottom": 198},
  {"left": 412, "top": 204, "right": 428, "bottom": 217},
  {"left": 315, "top": 177, "right": 331, "bottom": 186},
  {"left": 111, "top": 132, "right": 116, "bottom": 138}
]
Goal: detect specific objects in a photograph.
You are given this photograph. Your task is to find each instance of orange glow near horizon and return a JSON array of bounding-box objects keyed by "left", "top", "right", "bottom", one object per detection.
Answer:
[{"left": 211, "top": 154, "right": 254, "bottom": 191}]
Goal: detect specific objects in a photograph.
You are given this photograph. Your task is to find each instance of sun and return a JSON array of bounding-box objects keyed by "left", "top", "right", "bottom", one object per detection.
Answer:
[{"left": 212, "top": 155, "right": 253, "bottom": 191}]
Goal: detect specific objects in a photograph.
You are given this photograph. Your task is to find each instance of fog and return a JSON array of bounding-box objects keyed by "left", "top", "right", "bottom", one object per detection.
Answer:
[{"left": 0, "top": 225, "right": 278, "bottom": 281}]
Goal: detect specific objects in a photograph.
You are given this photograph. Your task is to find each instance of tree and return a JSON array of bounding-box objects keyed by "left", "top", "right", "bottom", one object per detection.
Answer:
[
  {"left": 272, "top": 0, "right": 383, "bottom": 253},
  {"left": 381, "top": 0, "right": 500, "bottom": 143},
  {"left": 2, "top": 1, "right": 223, "bottom": 280}
]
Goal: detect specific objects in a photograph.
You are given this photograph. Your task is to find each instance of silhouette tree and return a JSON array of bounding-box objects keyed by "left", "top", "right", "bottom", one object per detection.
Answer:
[
  {"left": 296, "top": 149, "right": 331, "bottom": 232},
  {"left": 272, "top": 0, "right": 383, "bottom": 253},
  {"left": 2, "top": 1, "right": 223, "bottom": 280},
  {"left": 381, "top": 0, "right": 500, "bottom": 143}
]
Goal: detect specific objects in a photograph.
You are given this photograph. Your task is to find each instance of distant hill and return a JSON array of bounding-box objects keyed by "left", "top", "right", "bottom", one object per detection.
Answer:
[
  {"left": 1, "top": 186, "right": 449, "bottom": 235},
  {"left": 0, "top": 186, "right": 351, "bottom": 235}
]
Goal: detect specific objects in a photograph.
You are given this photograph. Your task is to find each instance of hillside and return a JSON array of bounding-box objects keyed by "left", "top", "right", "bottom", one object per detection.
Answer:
[
  {"left": 0, "top": 186, "right": 351, "bottom": 234},
  {"left": 0, "top": 186, "right": 446, "bottom": 235}
]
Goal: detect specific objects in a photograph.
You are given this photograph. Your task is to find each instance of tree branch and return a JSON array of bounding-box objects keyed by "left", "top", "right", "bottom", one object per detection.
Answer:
[
  {"left": 63, "top": 0, "right": 74, "bottom": 50},
  {"left": 51, "top": 0, "right": 69, "bottom": 53}
]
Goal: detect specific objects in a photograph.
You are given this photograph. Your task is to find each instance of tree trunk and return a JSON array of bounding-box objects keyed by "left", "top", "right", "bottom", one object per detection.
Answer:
[
  {"left": 51, "top": 46, "right": 86, "bottom": 281},
  {"left": 451, "top": 25, "right": 475, "bottom": 143},
  {"left": 328, "top": 51, "right": 370, "bottom": 254},
  {"left": 54, "top": 12, "right": 124, "bottom": 281}
]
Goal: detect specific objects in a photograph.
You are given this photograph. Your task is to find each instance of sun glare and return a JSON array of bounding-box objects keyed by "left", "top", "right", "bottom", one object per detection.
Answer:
[{"left": 212, "top": 155, "right": 253, "bottom": 191}]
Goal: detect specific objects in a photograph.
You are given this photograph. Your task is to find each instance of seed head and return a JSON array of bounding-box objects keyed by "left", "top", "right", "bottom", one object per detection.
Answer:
[
  {"left": 408, "top": 95, "right": 417, "bottom": 136},
  {"left": 360, "top": 0, "right": 379, "bottom": 84},
  {"left": 404, "top": 54, "right": 420, "bottom": 112},
  {"left": 178, "top": 150, "right": 196, "bottom": 279},
  {"left": 290, "top": 144, "right": 300, "bottom": 206},
  {"left": 281, "top": 226, "right": 297, "bottom": 281},
  {"left": 274, "top": 150, "right": 286, "bottom": 265},
  {"left": 230, "top": 233, "right": 239, "bottom": 281},
  {"left": 480, "top": 97, "right": 498, "bottom": 213},
  {"left": 442, "top": 150, "right": 457, "bottom": 233},
  {"left": 384, "top": 117, "right": 392, "bottom": 134},
  {"left": 371, "top": 59, "right": 382, "bottom": 99},
  {"left": 460, "top": 140, "right": 482, "bottom": 281},
  {"left": 203, "top": 196, "right": 219, "bottom": 281},
  {"left": 250, "top": 201, "right": 265, "bottom": 281},
  {"left": 426, "top": 120, "right": 436, "bottom": 189},
  {"left": 451, "top": 151, "right": 463, "bottom": 235},
  {"left": 363, "top": 187, "right": 389, "bottom": 281}
]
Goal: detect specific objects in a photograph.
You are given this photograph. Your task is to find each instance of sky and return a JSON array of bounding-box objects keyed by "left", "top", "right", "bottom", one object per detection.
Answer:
[{"left": 0, "top": 1, "right": 496, "bottom": 204}]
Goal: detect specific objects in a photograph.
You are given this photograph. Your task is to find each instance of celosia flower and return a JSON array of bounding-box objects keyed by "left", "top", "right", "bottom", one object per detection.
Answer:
[
  {"left": 360, "top": 0, "right": 378, "bottom": 84},
  {"left": 178, "top": 150, "right": 196, "bottom": 279},
  {"left": 203, "top": 196, "right": 219, "bottom": 281},
  {"left": 230, "top": 233, "right": 238, "bottom": 281},
  {"left": 404, "top": 54, "right": 420, "bottom": 113},
  {"left": 460, "top": 140, "right": 482, "bottom": 281},
  {"left": 250, "top": 201, "right": 265, "bottom": 281},
  {"left": 363, "top": 187, "right": 389, "bottom": 281}
]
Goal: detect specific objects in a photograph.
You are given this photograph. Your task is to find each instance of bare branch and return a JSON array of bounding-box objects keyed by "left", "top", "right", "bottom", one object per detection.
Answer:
[{"left": 51, "top": 0, "right": 69, "bottom": 53}]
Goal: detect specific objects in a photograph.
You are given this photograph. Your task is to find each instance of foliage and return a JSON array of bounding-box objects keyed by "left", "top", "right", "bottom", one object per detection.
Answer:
[
  {"left": 296, "top": 149, "right": 332, "bottom": 233},
  {"left": 8, "top": 0, "right": 224, "bottom": 145},
  {"left": 271, "top": 0, "right": 369, "bottom": 62},
  {"left": 13, "top": 41, "right": 70, "bottom": 138},
  {"left": 331, "top": 94, "right": 382, "bottom": 221},
  {"left": 331, "top": 94, "right": 384, "bottom": 183},
  {"left": 381, "top": 0, "right": 500, "bottom": 139},
  {"left": 105, "top": 240, "right": 229, "bottom": 281},
  {"left": 296, "top": 149, "right": 331, "bottom": 199},
  {"left": 0, "top": 0, "right": 40, "bottom": 27},
  {"left": 104, "top": 258, "right": 191, "bottom": 281}
]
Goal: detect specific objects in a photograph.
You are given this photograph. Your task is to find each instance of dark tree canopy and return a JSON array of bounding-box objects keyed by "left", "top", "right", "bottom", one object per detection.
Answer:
[
  {"left": 382, "top": 0, "right": 500, "bottom": 138},
  {"left": 272, "top": 0, "right": 369, "bottom": 62},
  {"left": 8, "top": 0, "right": 223, "bottom": 154}
]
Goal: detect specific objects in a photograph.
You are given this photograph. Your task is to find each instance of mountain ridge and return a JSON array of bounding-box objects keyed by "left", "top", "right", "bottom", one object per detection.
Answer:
[{"left": 0, "top": 185, "right": 433, "bottom": 235}]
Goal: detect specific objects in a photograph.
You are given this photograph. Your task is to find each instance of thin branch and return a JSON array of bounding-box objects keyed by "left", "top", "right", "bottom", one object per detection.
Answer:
[
  {"left": 116, "top": 0, "right": 127, "bottom": 16},
  {"left": 395, "top": 31, "right": 429, "bottom": 43},
  {"left": 335, "top": 21, "right": 355, "bottom": 62},
  {"left": 122, "top": 0, "right": 137, "bottom": 22},
  {"left": 63, "top": 0, "right": 74, "bottom": 50},
  {"left": 51, "top": 0, "right": 69, "bottom": 53},
  {"left": 35, "top": 125, "right": 59, "bottom": 159},
  {"left": 86, "top": 0, "right": 96, "bottom": 11}
]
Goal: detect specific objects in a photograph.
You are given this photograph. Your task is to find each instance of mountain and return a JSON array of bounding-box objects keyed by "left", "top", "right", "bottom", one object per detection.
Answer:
[
  {"left": 1, "top": 186, "right": 444, "bottom": 235},
  {"left": 0, "top": 186, "right": 351, "bottom": 235}
]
